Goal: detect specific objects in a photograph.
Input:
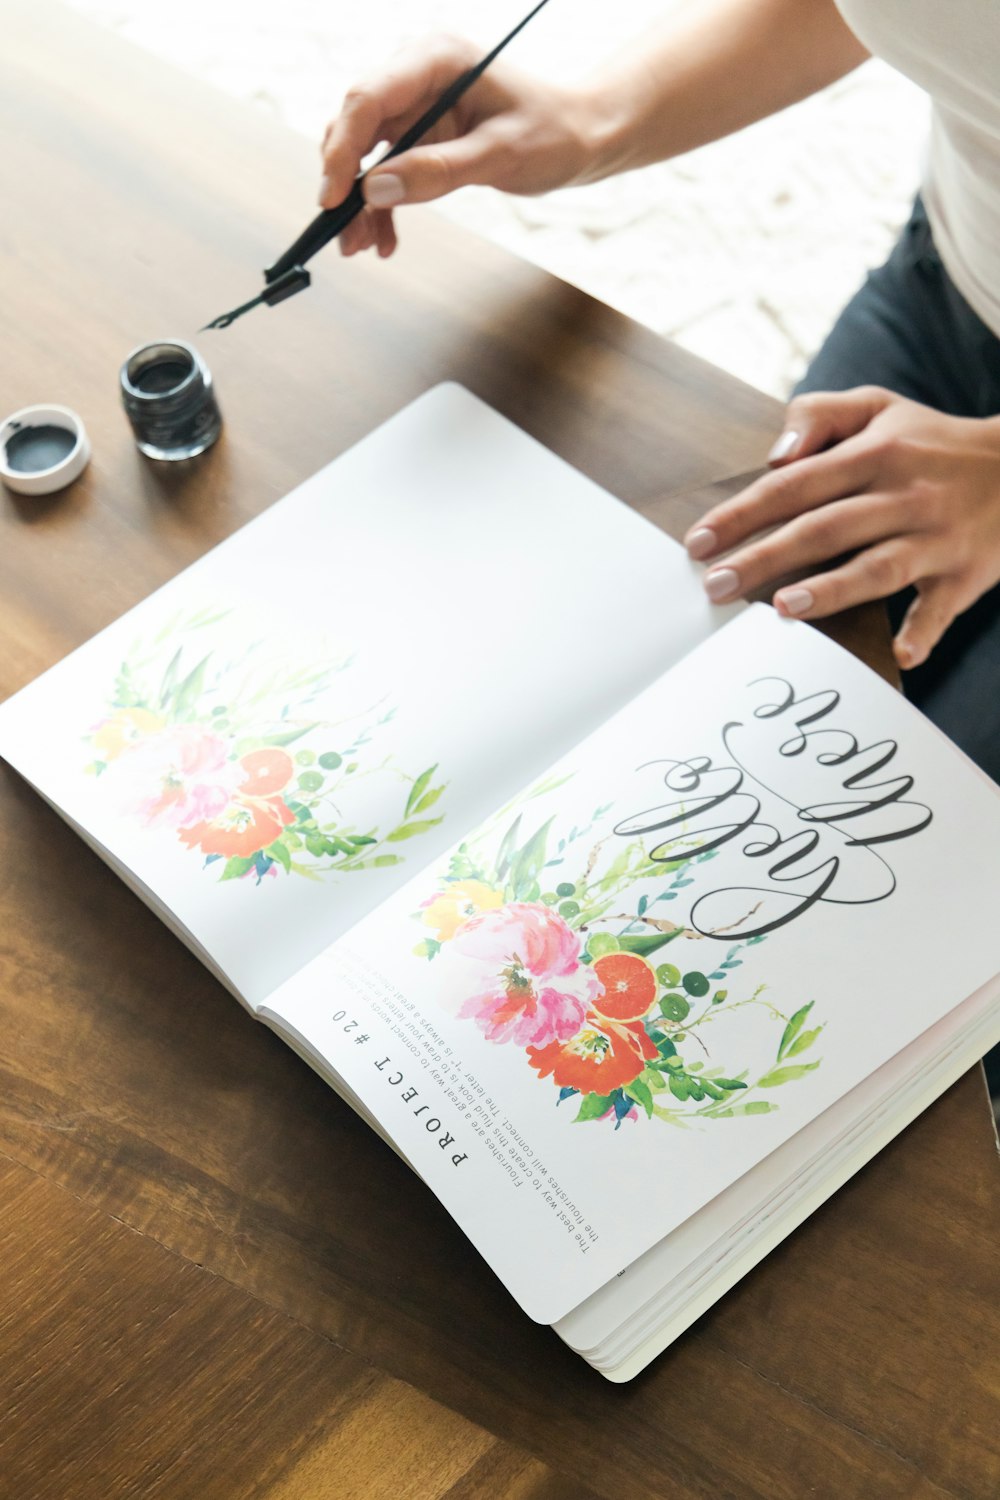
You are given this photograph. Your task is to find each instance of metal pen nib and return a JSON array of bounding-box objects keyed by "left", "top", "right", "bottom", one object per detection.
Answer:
[{"left": 201, "top": 265, "right": 312, "bottom": 332}]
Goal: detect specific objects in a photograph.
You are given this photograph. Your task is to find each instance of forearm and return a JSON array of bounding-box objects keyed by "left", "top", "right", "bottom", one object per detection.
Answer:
[{"left": 576, "top": 0, "right": 870, "bottom": 181}]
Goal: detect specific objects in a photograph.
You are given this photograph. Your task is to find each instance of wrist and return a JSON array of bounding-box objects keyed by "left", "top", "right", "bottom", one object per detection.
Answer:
[{"left": 567, "top": 78, "right": 645, "bottom": 184}]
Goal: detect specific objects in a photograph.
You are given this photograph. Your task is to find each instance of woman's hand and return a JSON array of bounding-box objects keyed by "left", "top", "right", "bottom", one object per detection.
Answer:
[
  {"left": 318, "top": 34, "right": 604, "bottom": 259},
  {"left": 684, "top": 388, "right": 1000, "bottom": 670}
]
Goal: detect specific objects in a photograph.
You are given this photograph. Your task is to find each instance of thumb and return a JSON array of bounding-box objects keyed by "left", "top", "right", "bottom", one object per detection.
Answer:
[
  {"left": 768, "top": 386, "right": 897, "bottom": 467},
  {"left": 363, "top": 134, "right": 495, "bottom": 208}
]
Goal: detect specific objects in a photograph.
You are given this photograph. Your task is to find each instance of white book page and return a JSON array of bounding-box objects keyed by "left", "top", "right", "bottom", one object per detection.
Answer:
[
  {"left": 263, "top": 606, "right": 1000, "bottom": 1323},
  {"left": 0, "top": 385, "right": 729, "bottom": 1007},
  {"left": 556, "top": 977, "right": 1000, "bottom": 1359}
]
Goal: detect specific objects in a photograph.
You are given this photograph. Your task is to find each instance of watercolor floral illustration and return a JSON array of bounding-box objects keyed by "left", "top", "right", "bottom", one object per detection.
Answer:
[
  {"left": 413, "top": 780, "right": 823, "bottom": 1129},
  {"left": 85, "top": 608, "right": 447, "bottom": 884}
]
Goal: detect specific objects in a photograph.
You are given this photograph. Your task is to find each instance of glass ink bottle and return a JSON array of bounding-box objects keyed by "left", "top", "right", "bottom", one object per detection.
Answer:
[{"left": 119, "top": 339, "right": 222, "bottom": 461}]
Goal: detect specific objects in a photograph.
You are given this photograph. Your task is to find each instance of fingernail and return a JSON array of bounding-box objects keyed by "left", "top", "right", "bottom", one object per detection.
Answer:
[
  {"left": 705, "top": 567, "right": 740, "bottom": 603},
  {"left": 318, "top": 174, "right": 334, "bottom": 206},
  {"left": 768, "top": 429, "right": 801, "bottom": 463},
  {"left": 777, "top": 586, "right": 814, "bottom": 617},
  {"left": 365, "top": 173, "right": 405, "bottom": 208},
  {"left": 895, "top": 641, "right": 915, "bottom": 670},
  {"left": 685, "top": 526, "right": 718, "bottom": 560}
]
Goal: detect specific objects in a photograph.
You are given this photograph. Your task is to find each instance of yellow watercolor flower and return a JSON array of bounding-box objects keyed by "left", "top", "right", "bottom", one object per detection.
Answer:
[
  {"left": 422, "top": 879, "right": 503, "bottom": 941},
  {"left": 92, "top": 707, "right": 165, "bottom": 761}
]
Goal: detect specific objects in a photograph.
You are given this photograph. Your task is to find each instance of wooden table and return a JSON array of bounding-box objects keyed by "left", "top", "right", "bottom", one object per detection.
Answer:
[{"left": 2, "top": 4, "right": 997, "bottom": 1496}]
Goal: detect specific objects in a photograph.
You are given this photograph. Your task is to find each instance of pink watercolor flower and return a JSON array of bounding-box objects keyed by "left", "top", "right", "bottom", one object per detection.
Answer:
[
  {"left": 108, "top": 727, "right": 241, "bottom": 830},
  {"left": 444, "top": 902, "right": 602, "bottom": 1048}
]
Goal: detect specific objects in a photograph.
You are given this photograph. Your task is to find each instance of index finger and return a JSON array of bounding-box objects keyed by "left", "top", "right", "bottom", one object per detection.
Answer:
[
  {"left": 320, "top": 40, "right": 474, "bottom": 203},
  {"left": 684, "top": 436, "right": 877, "bottom": 561}
]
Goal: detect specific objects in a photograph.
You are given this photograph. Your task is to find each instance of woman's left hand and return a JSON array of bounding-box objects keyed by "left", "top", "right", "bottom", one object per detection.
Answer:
[{"left": 684, "top": 387, "right": 1000, "bottom": 670}]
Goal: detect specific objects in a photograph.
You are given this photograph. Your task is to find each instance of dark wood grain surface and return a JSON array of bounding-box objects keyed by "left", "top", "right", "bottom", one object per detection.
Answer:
[{"left": 1, "top": 3, "right": 997, "bottom": 1498}]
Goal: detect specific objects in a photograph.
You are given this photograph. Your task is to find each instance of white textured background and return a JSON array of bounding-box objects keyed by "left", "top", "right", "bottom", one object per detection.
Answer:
[{"left": 66, "top": 0, "right": 927, "bottom": 397}]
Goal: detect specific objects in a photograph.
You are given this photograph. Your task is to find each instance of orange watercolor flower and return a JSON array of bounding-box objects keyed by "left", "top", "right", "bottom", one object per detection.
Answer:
[
  {"left": 591, "top": 951, "right": 656, "bottom": 1022},
  {"left": 239, "top": 748, "right": 294, "bottom": 797},
  {"left": 180, "top": 794, "right": 294, "bottom": 860},
  {"left": 527, "top": 1012, "right": 657, "bottom": 1096}
]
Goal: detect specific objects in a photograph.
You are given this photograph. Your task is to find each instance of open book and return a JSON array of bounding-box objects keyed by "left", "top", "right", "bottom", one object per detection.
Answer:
[{"left": 2, "top": 384, "right": 999, "bottom": 1380}]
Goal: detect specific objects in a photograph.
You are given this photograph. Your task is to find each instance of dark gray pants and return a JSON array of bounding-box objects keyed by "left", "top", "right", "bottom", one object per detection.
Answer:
[
  {"left": 797, "top": 199, "right": 1000, "bottom": 1097},
  {"left": 796, "top": 196, "right": 1000, "bottom": 785}
]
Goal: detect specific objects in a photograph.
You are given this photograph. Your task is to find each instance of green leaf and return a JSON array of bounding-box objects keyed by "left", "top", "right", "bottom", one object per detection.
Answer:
[
  {"left": 412, "top": 938, "right": 442, "bottom": 960},
  {"left": 756, "top": 1061, "right": 821, "bottom": 1088},
  {"left": 641, "top": 1067, "right": 667, "bottom": 1093},
  {"left": 618, "top": 928, "right": 684, "bottom": 958},
  {"left": 508, "top": 819, "right": 555, "bottom": 900},
  {"left": 712, "top": 988, "right": 729, "bottom": 1005},
  {"left": 220, "top": 856, "right": 255, "bottom": 882},
  {"left": 708, "top": 1099, "right": 780, "bottom": 1118},
  {"left": 778, "top": 1001, "right": 815, "bottom": 1061},
  {"left": 267, "top": 840, "right": 292, "bottom": 873},
  {"left": 156, "top": 647, "right": 183, "bottom": 710},
  {"left": 668, "top": 1074, "right": 690, "bottom": 1102},
  {"left": 587, "top": 931, "right": 620, "bottom": 959},
  {"left": 414, "top": 784, "right": 445, "bottom": 815},
  {"left": 260, "top": 723, "right": 320, "bottom": 748},
  {"left": 319, "top": 751, "right": 343, "bottom": 770},
  {"left": 373, "top": 854, "right": 404, "bottom": 867},
  {"left": 574, "top": 1092, "right": 614, "bottom": 1123},
  {"left": 386, "top": 818, "right": 444, "bottom": 842},
  {"left": 656, "top": 962, "right": 681, "bottom": 988},
  {"left": 172, "top": 655, "right": 210, "bottom": 720},
  {"left": 494, "top": 815, "right": 523, "bottom": 883},
  {"left": 556, "top": 882, "right": 577, "bottom": 899},
  {"left": 625, "top": 1079, "right": 655, "bottom": 1118},
  {"left": 712, "top": 1078, "right": 749, "bottom": 1092},
  {"left": 786, "top": 1026, "right": 823, "bottom": 1058},
  {"left": 305, "top": 834, "right": 327, "bottom": 858},
  {"left": 347, "top": 834, "right": 377, "bottom": 847},
  {"left": 659, "top": 993, "right": 690, "bottom": 1022},
  {"left": 651, "top": 1105, "right": 692, "bottom": 1129},
  {"left": 295, "top": 750, "right": 316, "bottom": 766},
  {"left": 558, "top": 899, "right": 581, "bottom": 918},
  {"left": 405, "top": 764, "right": 438, "bottom": 819},
  {"left": 682, "top": 971, "right": 710, "bottom": 997},
  {"left": 297, "top": 771, "right": 324, "bottom": 793}
]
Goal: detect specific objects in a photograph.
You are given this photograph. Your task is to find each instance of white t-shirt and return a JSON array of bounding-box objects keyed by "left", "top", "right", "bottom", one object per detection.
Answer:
[{"left": 835, "top": 0, "right": 1000, "bottom": 336}]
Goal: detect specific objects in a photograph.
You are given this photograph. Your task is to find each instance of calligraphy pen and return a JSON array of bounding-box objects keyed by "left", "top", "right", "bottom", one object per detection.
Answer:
[{"left": 202, "top": 0, "right": 552, "bottom": 331}]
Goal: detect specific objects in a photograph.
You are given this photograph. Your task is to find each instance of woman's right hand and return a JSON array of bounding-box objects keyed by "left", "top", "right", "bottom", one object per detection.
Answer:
[{"left": 319, "top": 34, "right": 605, "bottom": 258}]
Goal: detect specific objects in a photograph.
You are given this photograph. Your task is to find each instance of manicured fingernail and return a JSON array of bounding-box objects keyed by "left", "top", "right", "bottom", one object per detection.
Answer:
[
  {"left": 705, "top": 567, "right": 740, "bottom": 603},
  {"left": 686, "top": 526, "right": 718, "bottom": 560},
  {"left": 318, "top": 174, "right": 334, "bottom": 206},
  {"left": 768, "top": 429, "right": 801, "bottom": 463},
  {"left": 777, "top": 587, "right": 814, "bottom": 617},
  {"left": 365, "top": 172, "right": 405, "bottom": 208}
]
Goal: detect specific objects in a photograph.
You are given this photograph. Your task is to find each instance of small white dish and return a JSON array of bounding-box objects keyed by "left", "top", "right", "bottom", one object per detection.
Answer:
[{"left": 0, "top": 403, "right": 91, "bottom": 496}]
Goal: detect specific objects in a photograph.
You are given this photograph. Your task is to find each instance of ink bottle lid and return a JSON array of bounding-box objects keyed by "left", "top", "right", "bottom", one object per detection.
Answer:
[
  {"left": 120, "top": 338, "right": 222, "bottom": 461},
  {"left": 0, "top": 404, "right": 91, "bottom": 496}
]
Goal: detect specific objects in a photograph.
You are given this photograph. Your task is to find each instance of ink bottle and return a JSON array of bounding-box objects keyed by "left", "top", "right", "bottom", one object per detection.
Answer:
[{"left": 119, "top": 339, "right": 222, "bottom": 461}]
